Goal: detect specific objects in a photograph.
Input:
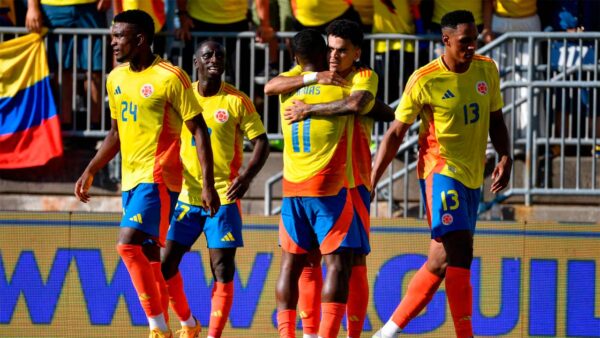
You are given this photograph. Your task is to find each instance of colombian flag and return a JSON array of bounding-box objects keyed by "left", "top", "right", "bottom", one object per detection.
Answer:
[{"left": 0, "top": 31, "right": 63, "bottom": 169}]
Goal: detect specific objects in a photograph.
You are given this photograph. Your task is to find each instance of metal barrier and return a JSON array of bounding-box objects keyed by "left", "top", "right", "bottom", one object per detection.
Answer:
[{"left": 2, "top": 28, "right": 599, "bottom": 215}]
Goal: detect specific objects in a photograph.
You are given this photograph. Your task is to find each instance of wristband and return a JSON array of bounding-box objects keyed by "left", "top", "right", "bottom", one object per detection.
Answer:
[{"left": 303, "top": 72, "right": 318, "bottom": 85}]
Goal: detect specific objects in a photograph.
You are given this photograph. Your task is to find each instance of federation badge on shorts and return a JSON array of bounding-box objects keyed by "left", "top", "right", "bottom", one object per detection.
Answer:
[
  {"left": 214, "top": 109, "right": 229, "bottom": 123},
  {"left": 441, "top": 213, "right": 454, "bottom": 226},
  {"left": 476, "top": 81, "right": 488, "bottom": 95},
  {"left": 141, "top": 84, "right": 154, "bottom": 98}
]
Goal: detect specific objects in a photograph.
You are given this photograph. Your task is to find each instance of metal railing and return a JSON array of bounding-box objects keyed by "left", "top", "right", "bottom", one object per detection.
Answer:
[{"left": 2, "top": 28, "right": 599, "bottom": 215}]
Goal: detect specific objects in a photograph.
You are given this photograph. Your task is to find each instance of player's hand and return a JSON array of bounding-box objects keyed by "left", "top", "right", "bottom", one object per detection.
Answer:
[
  {"left": 490, "top": 156, "right": 512, "bottom": 193},
  {"left": 226, "top": 174, "right": 251, "bottom": 201},
  {"left": 96, "top": 0, "right": 111, "bottom": 11},
  {"left": 316, "top": 71, "right": 347, "bottom": 86},
  {"left": 255, "top": 25, "right": 275, "bottom": 43},
  {"left": 202, "top": 185, "right": 221, "bottom": 217},
  {"left": 481, "top": 28, "right": 495, "bottom": 45},
  {"left": 74, "top": 171, "right": 94, "bottom": 203},
  {"left": 25, "top": 5, "right": 43, "bottom": 33},
  {"left": 175, "top": 14, "right": 194, "bottom": 41},
  {"left": 284, "top": 100, "right": 311, "bottom": 124}
]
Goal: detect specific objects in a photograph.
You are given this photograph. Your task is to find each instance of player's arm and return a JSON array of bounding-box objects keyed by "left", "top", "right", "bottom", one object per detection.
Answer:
[
  {"left": 185, "top": 114, "right": 221, "bottom": 216},
  {"left": 366, "top": 99, "right": 395, "bottom": 122},
  {"left": 74, "top": 119, "right": 121, "bottom": 203},
  {"left": 283, "top": 90, "right": 374, "bottom": 123},
  {"left": 488, "top": 109, "right": 512, "bottom": 193},
  {"left": 226, "top": 133, "right": 270, "bottom": 201},
  {"left": 175, "top": 0, "right": 194, "bottom": 41},
  {"left": 371, "top": 119, "right": 412, "bottom": 192},
  {"left": 25, "top": 0, "right": 43, "bottom": 33},
  {"left": 263, "top": 71, "right": 348, "bottom": 96}
]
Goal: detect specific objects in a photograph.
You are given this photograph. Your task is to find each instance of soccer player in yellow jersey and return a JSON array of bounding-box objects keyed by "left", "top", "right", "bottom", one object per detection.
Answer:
[
  {"left": 370, "top": 10, "right": 512, "bottom": 338},
  {"left": 74, "top": 10, "right": 219, "bottom": 338},
  {"left": 275, "top": 29, "right": 362, "bottom": 338},
  {"left": 160, "top": 41, "right": 269, "bottom": 338},
  {"left": 266, "top": 20, "right": 392, "bottom": 338}
]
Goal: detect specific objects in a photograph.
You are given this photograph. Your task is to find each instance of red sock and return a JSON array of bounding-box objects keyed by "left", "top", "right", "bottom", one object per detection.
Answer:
[
  {"left": 445, "top": 266, "right": 473, "bottom": 338},
  {"left": 318, "top": 302, "right": 346, "bottom": 338},
  {"left": 116, "top": 244, "right": 162, "bottom": 317},
  {"left": 150, "top": 262, "right": 169, "bottom": 322},
  {"left": 277, "top": 309, "right": 297, "bottom": 338},
  {"left": 346, "top": 265, "right": 368, "bottom": 338},
  {"left": 390, "top": 263, "right": 443, "bottom": 329},
  {"left": 166, "top": 272, "right": 192, "bottom": 322},
  {"left": 297, "top": 266, "right": 322, "bottom": 334},
  {"left": 208, "top": 281, "right": 234, "bottom": 338}
]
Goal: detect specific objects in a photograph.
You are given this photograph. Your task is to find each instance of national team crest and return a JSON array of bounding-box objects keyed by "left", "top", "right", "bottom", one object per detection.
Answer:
[
  {"left": 140, "top": 84, "right": 154, "bottom": 98},
  {"left": 214, "top": 109, "right": 229, "bottom": 123},
  {"left": 476, "top": 81, "right": 488, "bottom": 95},
  {"left": 441, "top": 213, "right": 454, "bottom": 226}
]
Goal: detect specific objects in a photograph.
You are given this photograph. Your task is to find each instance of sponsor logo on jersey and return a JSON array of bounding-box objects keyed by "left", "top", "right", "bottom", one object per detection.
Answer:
[{"left": 442, "top": 89, "right": 455, "bottom": 99}]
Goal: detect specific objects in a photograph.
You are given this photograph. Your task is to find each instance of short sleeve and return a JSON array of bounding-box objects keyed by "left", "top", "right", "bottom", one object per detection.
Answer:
[
  {"left": 107, "top": 76, "right": 117, "bottom": 120},
  {"left": 237, "top": 93, "right": 266, "bottom": 140},
  {"left": 395, "top": 73, "right": 422, "bottom": 124},
  {"left": 168, "top": 69, "right": 202, "bottom": 121},
  {"left": 489, "top": 63, "right": 503, "bottom": 112},
  {"left": 350, "top": 68, "right": 378, "bottom": 114}
]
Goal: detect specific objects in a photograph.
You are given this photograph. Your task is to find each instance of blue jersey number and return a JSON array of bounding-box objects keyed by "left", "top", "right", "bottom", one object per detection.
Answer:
[
  {"left": 120, "top": 101, "right": 138, "bottom": 122},
  {"left": 463, "top": 103, "right": 479, "bottom": 125},
  {"left": 291, "top": 119, "right": 311, "bottom": 153}
]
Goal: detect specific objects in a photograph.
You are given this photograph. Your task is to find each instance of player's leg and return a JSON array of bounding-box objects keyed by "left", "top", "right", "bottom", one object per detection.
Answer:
[
  {"left": 277, "top": 197, "right": 315, "bottom": 338},
  {"left": 162, "top": 201, "right": 209, "bottom": 337},
  {"left": 297, "top": 249, "right": 323, "bottom": 338},
  {"left": 310, "top": 188, "right": 358, "bottom": 338},
  {"left": 117, "top": 183, "right": 177, "bottom": 335},
  {"left": 203, "top": 202, "right": 244, "bottom": 338},
  {"left": 347, "top": 186, "right": 371, "bottom": 338},
  {"left": 430, "top": 174, "right": 479, "bottom": 338}
]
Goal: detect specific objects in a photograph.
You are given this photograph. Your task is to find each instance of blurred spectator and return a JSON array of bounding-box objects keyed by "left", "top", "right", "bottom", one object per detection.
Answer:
[
  {"left": 25, "top": 0, "right": 110, "bottom": 129},
  {"left": 251, "top": 0, "right": 290, "bottom": 83},
  {"left": 175, "top": 0, "right": 256, "bottom": 92},
  {"left": 373, "top": 0, "right": 424, "bottom": 103},
  {"left": 0, "top": 0, "right": 15, "bottom": 26},
  {"left": 430, "top": 0, "right": 491, "bottom": 36},
  {"left": 291, "top": 0, "right": 362, "bottom": 34},
  {"left": 353, "top": 0, "right": 373, "bottom": 33},
  {"left": 486, "top": 0, "right": 540, "bottom": 151},
  {"left": 113, "top": 0, "right": 166, "bottom": 56},
  {"left": 539, "top": 0, "right": 600, "bottom": 33}
]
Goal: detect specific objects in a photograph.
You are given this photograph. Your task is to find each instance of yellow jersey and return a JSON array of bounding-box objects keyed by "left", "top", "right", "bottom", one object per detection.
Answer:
[
  {"left": 291, "top": 0, "right": 350, "bottom": 27},
  {"left": 41, "top": 0, "right": 95, "bottom": 5},
  {"left": 280, "top": 71, "right": 350, "bottom": 197},
  {"left": 432, "top": 0, "right": 483, "bottom": 25},
  {"left": 373, "top": 0, "right": 415, "bottom": 52},
  {"left": 352, "top": 0, "right": 374, "bottom": 26},
  {"left": 179, "top": 82, "right": 266, "bottom": 206},
  {"left": 395, "top": 56, "right": 503, "bottom": 188},
  {"left": 495, "top": 0, "right": 537, "bottom": 18},
  {"left": 107, "top": 56, "right": 201, "bottom": 192},
  {"left": 187, "top": 0, "right": 247, "bottom": 25}
]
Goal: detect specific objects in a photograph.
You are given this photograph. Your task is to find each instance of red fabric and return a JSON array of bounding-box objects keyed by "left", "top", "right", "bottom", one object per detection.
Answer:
[
  {"left": 166, "top": 272, "right": 192, "bottom": 322},
  {"left": 150, "top": 262, "right": 170, "bottom": 322},
  {"left": 318, "top": 302, "right": 346, "bottom": 338},
  {"left": 391, "top": 263, "right": 443, "bottom": 328},
  {"left": 208, "top": 281, "right": 234, "bottom": 338},
  {"left": 277, "top": 309, "right": 297, "bottom": 338},
  {"left": 297, "top": 266, "right": 322, "bottom": 334},
  {"left": 346, "top": 265, "right": 369, "bottom": 337},
  {"left": 116, "top": 244, "right": 162, "bottom": 317},
  {"left": 446, "top": 266, "right": 473, "bottom": 338}
]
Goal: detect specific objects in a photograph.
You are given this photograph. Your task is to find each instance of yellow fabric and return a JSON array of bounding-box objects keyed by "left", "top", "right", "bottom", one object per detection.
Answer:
[
  {"left": 352, "top": 0, "right": 373, "bottom": 25},
  {"left": 179, "top": 82, "right": 266, "bottom": 206},
  {"left": 280, "top": 71, "right": 349, "bottom": 186},
  {"left": 495, "top": 0, "right": 537, "bottom": 18},
  {"left": 432, "top": 0, "right": 482, "bottom": 25},
  {"left": 107, "top": 56, "right": 202, "bottom": 192},
  {"left": 41, "top": 0, "right": 95, "bottom": 5},
  {"left": 395, "top": 56, "right": 503, "bottom": 188},
  {"left": 120, "top": 0, "right": 165, "bottom": 32},
  {"left": 373, "top": 0, "right": 415, "bottom": 52},
  {"left": 0, "top": 31, "right": 48, "bottom": 98},
  {"left": 292, "top": 0, "right": 350, "bottom": 27},
  {"left": 187, "top": 0, "right": 247, "bottom": 25}
]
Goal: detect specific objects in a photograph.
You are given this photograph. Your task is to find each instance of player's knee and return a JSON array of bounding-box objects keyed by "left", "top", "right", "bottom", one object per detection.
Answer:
[{"left": 212, "top": 260, "right": 236, "bottom": 283}]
